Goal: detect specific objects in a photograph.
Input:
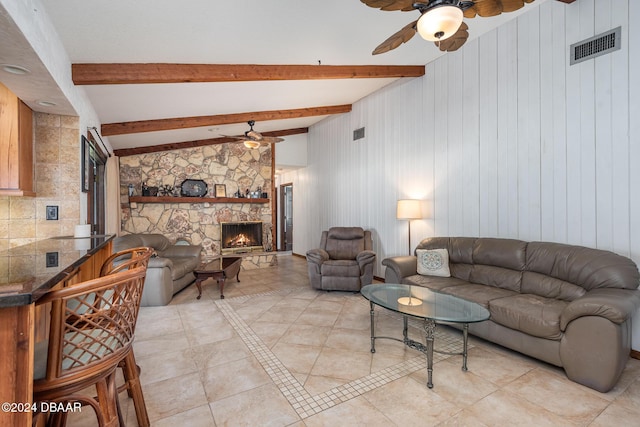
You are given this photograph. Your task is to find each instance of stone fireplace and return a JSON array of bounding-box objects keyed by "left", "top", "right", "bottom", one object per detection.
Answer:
[
  {"left": 118, "top": 143, "right": 277, "bottom": 268},
  {"left": 221, "top": 221, "right": 263, "bottom": 254}
]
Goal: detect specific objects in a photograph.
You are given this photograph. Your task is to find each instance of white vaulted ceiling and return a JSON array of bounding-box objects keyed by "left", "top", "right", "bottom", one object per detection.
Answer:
[{"left": 0, "top": 0, "right": 550, "bottom": 153}]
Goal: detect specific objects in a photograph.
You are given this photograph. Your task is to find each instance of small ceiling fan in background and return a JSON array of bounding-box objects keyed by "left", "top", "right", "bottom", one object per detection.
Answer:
[
  {"left": 225, "top": 120, "right": 284, "bottom": 149},
  {"left": 361, "top": 0, "right": 535, "bottom": 54}
]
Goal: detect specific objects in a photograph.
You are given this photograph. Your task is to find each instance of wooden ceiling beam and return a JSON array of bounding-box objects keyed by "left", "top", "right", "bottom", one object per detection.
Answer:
[
  {"left": 72, "top": 63, "right": 425, "bottom": 85},
  {"left": 102, "top": 104, "right": 351, "bottom": 136},
  {"left": 102, "top": 105, "right": 349, "bottom": 136},
  {"left": 113, "top": 127, "right": 309, "bottom": 157}
]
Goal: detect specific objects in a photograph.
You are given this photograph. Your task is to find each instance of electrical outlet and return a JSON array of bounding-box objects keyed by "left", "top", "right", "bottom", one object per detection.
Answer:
[
  {"left": 46, "top": 252, "right": 58, "bottom": 268},
  {"left": 46, "top": 205, "right": 58, "bottom": 220}
]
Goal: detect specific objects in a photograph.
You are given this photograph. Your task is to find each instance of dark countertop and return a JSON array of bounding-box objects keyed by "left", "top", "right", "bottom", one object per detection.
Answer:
[{"left": 0, "top": 235, "right": 114, "bottom": 308}]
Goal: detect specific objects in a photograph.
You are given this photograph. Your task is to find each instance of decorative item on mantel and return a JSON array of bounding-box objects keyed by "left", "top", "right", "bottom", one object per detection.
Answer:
[
  {"left": 141, "top": 182, "right": 158, "bottom": 197},
  {"left": 214, "top": 184, "right": 226, "bottom": 198},
  {"left": 159, "top": 184, "right": 174, "bottom": 197},
  {"left": 235, "top": 187, "right": 266, "bottom": 199},
  {"left": 180, "top": 179, "right": 208, "bottom": 197},
  {"left": 250, "top": 186, "right": 262, "bottom": 198}
]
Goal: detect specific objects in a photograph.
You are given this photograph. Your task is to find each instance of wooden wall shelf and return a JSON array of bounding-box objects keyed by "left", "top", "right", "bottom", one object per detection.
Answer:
[{"left": 129, "top": 196, "right": 269, "bottom": 204}]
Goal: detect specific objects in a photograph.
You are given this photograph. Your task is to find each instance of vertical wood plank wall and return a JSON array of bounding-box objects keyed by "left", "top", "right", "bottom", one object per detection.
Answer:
[{"left": 281, "top": 0, "right": 640, "bottom": 347}]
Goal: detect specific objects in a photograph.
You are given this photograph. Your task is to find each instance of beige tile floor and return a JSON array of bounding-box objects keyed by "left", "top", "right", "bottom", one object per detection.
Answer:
[{"left": 66, "top": 254, "right": 640, "bottom": 426}]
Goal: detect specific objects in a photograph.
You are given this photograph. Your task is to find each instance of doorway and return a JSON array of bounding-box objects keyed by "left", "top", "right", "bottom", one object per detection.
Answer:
[
  {"left": 84, "top": 135, "right": 107, "bottom": 235},
  {"left": 279, "top": 183, "right": 293, "bottom": 251}
]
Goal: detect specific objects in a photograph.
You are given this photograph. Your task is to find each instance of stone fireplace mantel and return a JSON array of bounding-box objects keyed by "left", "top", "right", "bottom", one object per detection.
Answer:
[{"left": 129, "top": 196, "right": 268, "bottom": 204}]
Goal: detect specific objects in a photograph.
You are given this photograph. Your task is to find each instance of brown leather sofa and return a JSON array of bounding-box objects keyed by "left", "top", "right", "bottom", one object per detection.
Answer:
[
  {"left": 306, "top": 227, "right": 376, "bottom": 292},
  {"left": 382, "top": 237, "right": 640, "bottom": 392},
  {"left": 113, "top": 234, "right": 202, "bottom": 306}
]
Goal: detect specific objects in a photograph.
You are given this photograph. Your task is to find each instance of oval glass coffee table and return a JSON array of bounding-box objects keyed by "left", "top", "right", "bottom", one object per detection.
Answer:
[{"left": 361, "top": 283, "right": 490, "bottom": 388}]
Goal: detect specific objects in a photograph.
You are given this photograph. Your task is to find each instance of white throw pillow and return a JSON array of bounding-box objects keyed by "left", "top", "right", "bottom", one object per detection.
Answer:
[{"left": 416, "top": 249, "right": 451, "bottom": 277}]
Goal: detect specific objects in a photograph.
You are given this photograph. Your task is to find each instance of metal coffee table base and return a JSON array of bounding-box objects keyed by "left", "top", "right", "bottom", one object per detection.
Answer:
[{"left": 368, "top": 301, "right": 471, "bottom": 388}]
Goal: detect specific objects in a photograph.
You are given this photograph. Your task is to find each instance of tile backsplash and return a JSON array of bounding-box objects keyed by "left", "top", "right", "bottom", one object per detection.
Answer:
[{"left": 1, "top": 113, "right": 81, "bottom": 250}]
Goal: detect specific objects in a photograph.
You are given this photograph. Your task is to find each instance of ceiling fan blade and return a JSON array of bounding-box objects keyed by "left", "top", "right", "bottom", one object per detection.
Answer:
[
  {"left": 360, "top": 0, "right": 416, "bottom": 12},
  {"left": 464, "top": 0, "right": 535, "bottom": 18},
  {"left": 260, "top": 136, "right": 285, "bottom": 144},
  {"left": 436, "top": 22, "right": 469, "bottom": 52},
  {"left": 372, "top": 19, "right": 418, "bottom": 55},
  {"left": 221, "top": 134, "right": 246, "bottom": 141},
  {"left": 465, "top": 0, "right": 501, "bottom": 17},
  {"left": 501, "top": 0, "right": 535, "bottom": 13},
  {"left": 246, "top": 130, "right": 264, "bottom": 141},
  {"left": 225, "top": 121, "right": 284, "bottom": 145}
]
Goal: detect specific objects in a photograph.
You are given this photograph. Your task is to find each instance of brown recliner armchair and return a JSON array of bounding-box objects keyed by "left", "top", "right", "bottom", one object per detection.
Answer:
[{"left": 306, "top": 227, "right": 376, "bottom": 291}]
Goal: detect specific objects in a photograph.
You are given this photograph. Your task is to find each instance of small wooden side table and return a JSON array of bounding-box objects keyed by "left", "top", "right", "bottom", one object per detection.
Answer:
[{"left": 194, "top": 256, "right": 242, "bottom": 299}]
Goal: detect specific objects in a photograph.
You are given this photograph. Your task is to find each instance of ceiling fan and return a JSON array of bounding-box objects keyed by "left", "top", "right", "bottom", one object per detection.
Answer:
[
  {"left": 225, "top": 120, "right": 284, "bottom": 149},
  {"left": 361, "top": 0, "right": 535, "bottom": 54}
]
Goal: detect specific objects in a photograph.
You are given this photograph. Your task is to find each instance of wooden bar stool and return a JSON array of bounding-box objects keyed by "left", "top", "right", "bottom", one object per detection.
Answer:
[
  {"left": 33, "top": 266, "right": 148, "bottom": 427},
  {"left": 100, "top": 247, "right": 153, "bottom": 427}
]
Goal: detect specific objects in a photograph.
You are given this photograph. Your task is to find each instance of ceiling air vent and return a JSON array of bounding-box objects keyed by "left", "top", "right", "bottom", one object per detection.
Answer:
[
  {"left": 353, "top": 127, "right": 365, "bottom": 141},
  {"left": 570, "top": 26, "right": 621, "bottom": 66}
]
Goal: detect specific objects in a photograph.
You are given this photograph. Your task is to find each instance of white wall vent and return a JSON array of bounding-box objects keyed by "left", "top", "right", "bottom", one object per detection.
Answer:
[
  {"left": 353, "top": 127, "right": 365, "bottom": 141},
  {"left": 570, "top": 27, "right": 621, "bottom": 65}
]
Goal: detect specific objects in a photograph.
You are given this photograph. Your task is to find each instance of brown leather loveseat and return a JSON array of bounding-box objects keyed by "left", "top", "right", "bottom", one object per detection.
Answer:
[{"left": 382, "top": 237, "right": 640, "bottom": 392}]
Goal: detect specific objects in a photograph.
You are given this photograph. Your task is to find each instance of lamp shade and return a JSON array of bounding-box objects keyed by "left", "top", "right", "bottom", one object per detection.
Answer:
[
  {"left": 416, "top": 5, "right": 463, "bottom": 42},
  {"left": 397, "top": 199, "right": 423, "bottom": 220}
]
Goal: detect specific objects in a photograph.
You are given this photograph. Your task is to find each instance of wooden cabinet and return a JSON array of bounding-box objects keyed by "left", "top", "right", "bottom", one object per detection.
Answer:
[
  {"left": 0, "top": 238, "right": 113, "bottom": 426},
  {"left": 0, "top": 82, "right": 34, "bottom": 196},
  {"left": 0, "top": 304, "right": 33, "bottom": 426},
  {"left": 33, "top": 240, "right": 113, "bottom": 343}
]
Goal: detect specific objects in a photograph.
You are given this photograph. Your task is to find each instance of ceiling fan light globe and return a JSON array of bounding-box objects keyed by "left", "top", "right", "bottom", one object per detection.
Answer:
[
  {"left": 243, "top": 140, "right": 261, "bottom": 149},
  {"left": 416, "top": 5, "right": 463, "bottom": 42}
]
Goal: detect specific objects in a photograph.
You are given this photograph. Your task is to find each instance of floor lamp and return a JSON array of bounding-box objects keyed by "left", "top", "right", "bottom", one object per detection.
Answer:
[{"left": 397, "top": 199, "right": 423, "bottom": 255}]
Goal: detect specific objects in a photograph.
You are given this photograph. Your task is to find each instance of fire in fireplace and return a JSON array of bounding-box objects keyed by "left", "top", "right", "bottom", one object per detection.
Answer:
[{"left": 221, "top": 221, "right": 263, "bottom": 254}]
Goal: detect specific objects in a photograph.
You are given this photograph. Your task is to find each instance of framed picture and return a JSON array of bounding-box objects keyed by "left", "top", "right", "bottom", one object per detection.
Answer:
[
  {"left": 81, "top": 135, "right": 91, "bottom": 192},
  {"left": 214, "top": 184, "right": 226, "bottom": 198}
]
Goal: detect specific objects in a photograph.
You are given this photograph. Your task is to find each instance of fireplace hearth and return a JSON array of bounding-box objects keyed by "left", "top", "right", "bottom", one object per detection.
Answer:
[{"left": 221, "top": 221, "right": 263, "bottom": 254}]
